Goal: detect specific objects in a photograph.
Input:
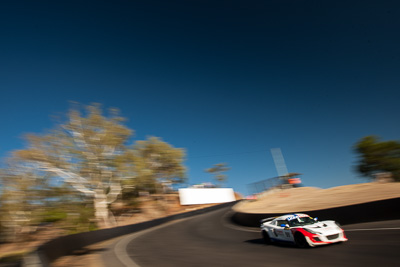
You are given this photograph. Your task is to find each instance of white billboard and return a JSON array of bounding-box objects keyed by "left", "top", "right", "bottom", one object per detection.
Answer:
[{"left": 179, "top": 188, "right": 236, "bottom": 205}]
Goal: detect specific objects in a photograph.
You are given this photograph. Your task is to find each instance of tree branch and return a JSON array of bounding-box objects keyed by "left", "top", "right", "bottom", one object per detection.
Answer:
[
  {"left": 106, "top": 182, "right": 122, "bottom": 204},
  {"left": 37, "top": 162, "right": 94, "bottom": 196}
]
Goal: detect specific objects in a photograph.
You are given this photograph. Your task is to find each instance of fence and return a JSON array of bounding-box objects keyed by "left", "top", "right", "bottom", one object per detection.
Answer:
[{"left": 247, "top": 176, "right": 284, "bottom": 196}]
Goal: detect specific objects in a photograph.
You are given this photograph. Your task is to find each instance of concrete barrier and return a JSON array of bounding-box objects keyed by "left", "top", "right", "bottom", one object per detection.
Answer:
[
  {"left": 20, "top": 197, "right": 400, "bottom": 266},
  {"left": 231, "top": 197, "right": 400, "bottom": 227},
  {"left": 22, "top": 201, "right": 236, "bottom": 267}
]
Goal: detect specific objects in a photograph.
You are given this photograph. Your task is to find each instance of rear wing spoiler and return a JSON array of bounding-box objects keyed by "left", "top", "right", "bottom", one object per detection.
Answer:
[{"left": 260, "top": 217, "right": 276, "bottom": 224}]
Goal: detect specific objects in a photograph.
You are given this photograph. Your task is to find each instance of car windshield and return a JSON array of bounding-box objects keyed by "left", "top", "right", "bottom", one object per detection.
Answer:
[{"left": 287, "top": 216, "right": 316, "bottom": 227}]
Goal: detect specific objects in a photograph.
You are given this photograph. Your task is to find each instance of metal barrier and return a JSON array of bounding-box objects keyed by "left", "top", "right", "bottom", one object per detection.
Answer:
[
  {"left": 247, "top": 177, "right": 284, "bottom": 195},
  {"left": 231, "top": 197, "right": 400, "bottom": 227}
]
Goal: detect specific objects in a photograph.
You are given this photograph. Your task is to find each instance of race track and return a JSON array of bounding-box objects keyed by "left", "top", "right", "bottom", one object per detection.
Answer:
[{"left": 102, "top": 206, "right": 400, "bottom": 267}]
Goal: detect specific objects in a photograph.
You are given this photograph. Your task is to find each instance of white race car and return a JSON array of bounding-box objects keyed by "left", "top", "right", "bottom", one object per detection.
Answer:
[{"left": 260, "top": 213, "right": 348, "bottom": 247}]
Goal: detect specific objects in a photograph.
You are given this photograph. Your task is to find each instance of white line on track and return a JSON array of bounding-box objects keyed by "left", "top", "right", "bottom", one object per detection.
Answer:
[
  {"left": 221, "top": 211, "right": 400, "bottom": 233},
  {"left": 111, "top": 209, "right": 399, "bottom": 266},
  {"left": 111, "top": 210, "right": 224, "bottom": 267},
  {"left": 344, "top": 227, "right": 400, "bottom": 232},
  {"left": 113, "top": 218, "right": 190, "bottom": 267}
]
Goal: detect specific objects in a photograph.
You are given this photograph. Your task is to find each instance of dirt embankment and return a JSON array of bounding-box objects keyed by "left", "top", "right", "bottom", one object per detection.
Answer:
[
  {"left": 0, "top": 194, "right": 218, "bottom": 265},
  {"left": 234, "top": 182, "right": 400, "bottom": 214}
]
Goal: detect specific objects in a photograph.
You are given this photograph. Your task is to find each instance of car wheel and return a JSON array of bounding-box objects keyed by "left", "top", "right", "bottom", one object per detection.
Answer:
[
  {"left": 294, "top": 233, "right": 309, "bottom": 248},
  {"left": 262, "top": 230, "right": 272, "bottom": 244}
]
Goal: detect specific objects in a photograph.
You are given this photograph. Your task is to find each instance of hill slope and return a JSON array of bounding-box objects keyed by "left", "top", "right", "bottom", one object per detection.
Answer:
[{"left": 234, "top": 182, "right": 400, "bottom": 213}]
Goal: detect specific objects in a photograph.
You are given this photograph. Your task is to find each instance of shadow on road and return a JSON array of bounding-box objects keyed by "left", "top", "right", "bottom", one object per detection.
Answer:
[
  {"left": 244, "top": 238, "right": 305, "bottom": 249},
  {"left": 70, "top": 247, "right": 109, "bottom": 256},
  {"left": 244, "top": 238, "right": 265, "bottom": 245}
]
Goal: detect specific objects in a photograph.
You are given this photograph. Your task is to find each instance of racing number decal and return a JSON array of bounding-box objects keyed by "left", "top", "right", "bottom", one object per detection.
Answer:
[{"left": 274, "top": 229, "right": 283, "bottom": 236}]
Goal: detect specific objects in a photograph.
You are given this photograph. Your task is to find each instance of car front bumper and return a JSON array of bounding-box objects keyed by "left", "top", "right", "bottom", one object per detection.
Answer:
[{"left": 306, "top": 231, "right": 348, "bottom": 246}]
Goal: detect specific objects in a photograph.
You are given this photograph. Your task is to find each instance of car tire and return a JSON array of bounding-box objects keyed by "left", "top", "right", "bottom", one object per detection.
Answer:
[
  {"left": 262, "top": 230, "right": 272, "bottom": 244},
  {"left": 294, "top": 233, "right": 309, "bottom": 248}
]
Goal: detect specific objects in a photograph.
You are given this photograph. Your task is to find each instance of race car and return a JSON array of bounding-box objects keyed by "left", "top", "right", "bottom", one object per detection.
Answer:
[{"left": 260, "top": 213, "right": 348, "bottom": 247}]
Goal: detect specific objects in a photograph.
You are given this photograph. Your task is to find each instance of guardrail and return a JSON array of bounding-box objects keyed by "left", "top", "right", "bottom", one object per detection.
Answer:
[{"left": 231, "top": 197, "right": 400, "bottom": 227}]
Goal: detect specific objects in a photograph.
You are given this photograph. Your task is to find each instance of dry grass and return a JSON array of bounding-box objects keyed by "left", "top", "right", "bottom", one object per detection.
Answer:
[
  {"left": 234, "top": 182, "right": 400, "bottom": 213},
  {"left": 0, "top": 194, "right": 221, "bottom": 267}
]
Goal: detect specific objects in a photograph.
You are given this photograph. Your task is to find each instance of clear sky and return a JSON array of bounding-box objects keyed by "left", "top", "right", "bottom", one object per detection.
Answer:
[{"left": 1, "top": 0, "right": 399, "bottom": 195}]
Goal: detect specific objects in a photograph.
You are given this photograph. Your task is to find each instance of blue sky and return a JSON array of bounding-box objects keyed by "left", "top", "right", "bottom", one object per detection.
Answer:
[{"left": 1, "top": 0, "right": 399, "bottom": 195}]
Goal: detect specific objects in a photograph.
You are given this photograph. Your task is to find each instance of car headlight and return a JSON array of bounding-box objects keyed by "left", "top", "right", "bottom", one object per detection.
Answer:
[{"left": 304, "top": 228, "right": 321, "bottom": 235}]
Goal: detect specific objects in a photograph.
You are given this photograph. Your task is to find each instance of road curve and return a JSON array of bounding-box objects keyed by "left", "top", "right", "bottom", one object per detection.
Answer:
[{"left": 102, "top": 206, "right": 400, "bottom": 267}]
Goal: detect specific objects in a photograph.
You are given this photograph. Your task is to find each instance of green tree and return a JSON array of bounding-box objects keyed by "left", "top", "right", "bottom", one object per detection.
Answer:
[
  {"left": 354, "top": 135, "right": 400, "bottom": 181},
  {"left": 0, "top": 160, "right": 95, "bottom": 241},
  {"left": 129, "top": 137, "right": 186, "bottom": 194},
  {"left": 2, "top": 103, "right": 188, "bottom": 231},
  {"left": 0, "top": 165, "right": 46, "bottom": 242},
  {"left": 10, "top": 103, "right": 135, "bottom": 227},
  {"left": 205, "top": 163, "right": 230, "bottom": 187}
]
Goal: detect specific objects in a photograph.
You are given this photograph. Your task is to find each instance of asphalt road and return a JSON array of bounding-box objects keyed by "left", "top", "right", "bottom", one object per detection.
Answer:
[{"left": 102, "top": 207, "right": 400, "bottom": 267}]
